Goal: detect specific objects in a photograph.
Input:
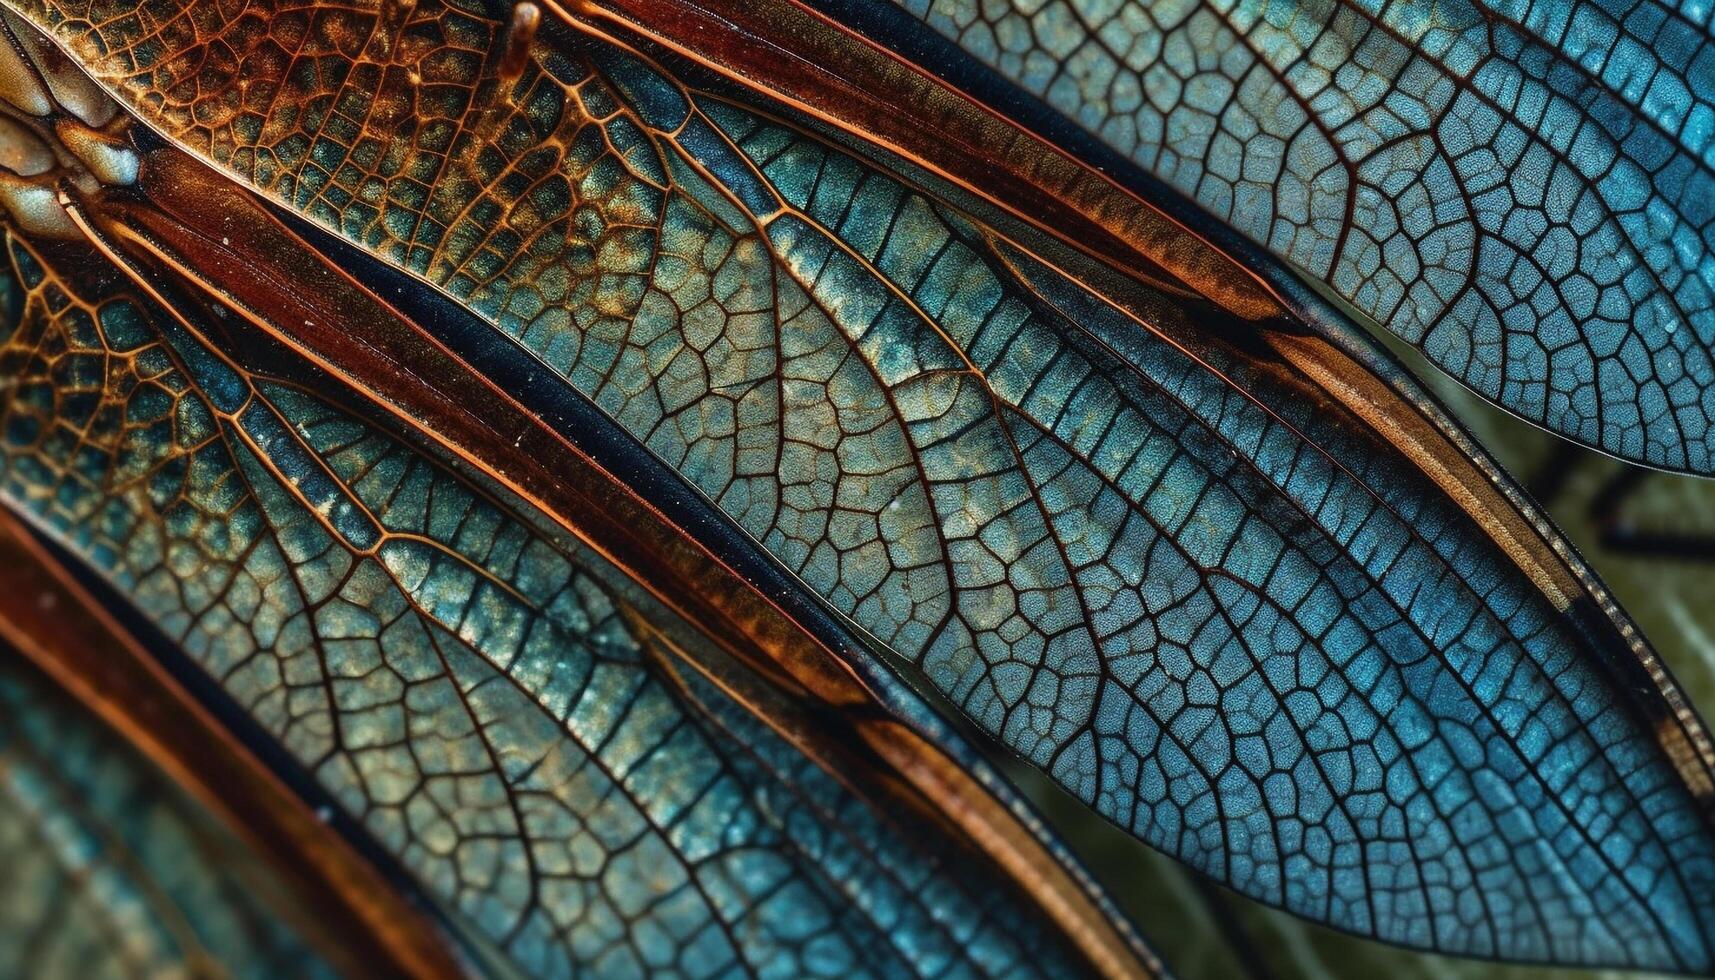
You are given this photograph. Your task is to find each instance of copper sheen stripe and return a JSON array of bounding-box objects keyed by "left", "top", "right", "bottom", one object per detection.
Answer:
[
  {"left": 555, "top": 0, "right": 1715, "bottom": 804},
  {"left": 76, "top": 149, "right": 1158, "bottom": 980},
  {"left": 550, "top": 0, "right": 1286, "bottom": 323}
]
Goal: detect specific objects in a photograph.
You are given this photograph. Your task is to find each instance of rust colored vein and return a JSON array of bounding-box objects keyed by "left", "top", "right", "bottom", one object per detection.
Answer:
[
  {"left": 88, "top": 150, "right": 864, "bottom": 713},
  {"left": 1272, "top": 334, "right": 1713, "bottom": 800},
  {"left": 539, "top": 0, "right": 1710, "bottom": 770},
  {"left": 655, "top": 0, "right": 1715, "bottom": 799},
  {"left": 78, "top": 149, "right": 1156, "bottom": 980},
  {"left": 540, "top": 0, "right": 1596, "bottom": 624},
  {"left": 989, "top": 229, "right": 1715, "bottom": 803},
  {"left": 0, "top": 506, "right": 467, "bottom": 980},
  {"left": 538, "top": 0, "right": 1678, "bottom": 669},
  {"left": 550, "top": 0, "right": 1285, "bottom": 323},
  {"left": 634, "top": 612, "right": 1162, "bottom": 980},
  {"left": 854, "top": 716, "right": 1163, "bottom": 980}
]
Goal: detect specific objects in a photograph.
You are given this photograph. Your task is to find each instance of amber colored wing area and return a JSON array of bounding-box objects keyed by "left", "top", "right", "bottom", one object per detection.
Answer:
[
  {"left": 3, "top": 0, "right": 1715, "bottom": 974},
  {"left": 0, "top": 202, "right": 1142, "bottom": 976}
]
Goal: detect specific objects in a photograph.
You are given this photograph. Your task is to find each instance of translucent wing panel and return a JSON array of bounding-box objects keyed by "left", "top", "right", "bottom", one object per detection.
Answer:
[
  {"left": 7, "top": 0, "right": 1715, "bottom": 970},
  {"left": 0, "top": 231, "right": 1095, "bottom": 979},
  {"left": 877, "top": 0, "right": 1715, "bottom": 473}
]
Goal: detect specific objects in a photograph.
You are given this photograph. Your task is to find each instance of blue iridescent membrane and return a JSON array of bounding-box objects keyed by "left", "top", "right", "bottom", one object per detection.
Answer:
[
  {"left": 4, "top": 0, "right": 1714, "bottom": 971},
  {"left": 878, "top": 0, "right": 1715, "bottom": 474}
]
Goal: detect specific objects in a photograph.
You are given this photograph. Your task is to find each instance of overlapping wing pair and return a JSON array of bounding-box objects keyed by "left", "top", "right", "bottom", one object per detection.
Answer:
[{"left": 0, "top": 0, "right": 1711, "bottom": 975}]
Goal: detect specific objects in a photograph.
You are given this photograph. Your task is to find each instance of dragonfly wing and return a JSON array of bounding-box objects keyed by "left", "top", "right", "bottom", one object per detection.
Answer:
[
  {"left": 6, "top": 0, "right": 1715, "bottom": 972},
  {"left": 0, "top": 215, "right": 1137, "bottom": 976},
  {"left": 852, "top": 0, "right": 1715, "bottom": 474}
]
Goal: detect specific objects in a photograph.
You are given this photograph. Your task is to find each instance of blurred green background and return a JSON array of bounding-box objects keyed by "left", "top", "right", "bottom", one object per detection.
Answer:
[{"left": 1017, "top": 341, "right": 1715, "bottom": 980}]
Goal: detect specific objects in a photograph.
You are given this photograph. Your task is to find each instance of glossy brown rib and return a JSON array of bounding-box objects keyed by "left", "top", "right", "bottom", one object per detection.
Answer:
[
  {"left": 552, "top": 0, "right": 1700, "bottom": 689},
  {"left": 74, "top": 148, "right": 1158, "bottom": 980},
  {"left": 0, "top": 504, "right": 466, "bottom": 980},
  {"left": 1265, "top": 328, "right": 1715, "bottom": 804},
  {"left": 545, "top": 0, "right": 1553, "bottom": 589},
  {"left": 548, "top": 0, "right": 1715, "bottom": 802},
  {"left": 552, "top": 0, "right": 1715, "bottom": 799},
  {"left": 1021, "top": 239, "right": 1715, "bottom": 805},
  {"left": 551, "top": 0, "right": 1284, "bottom": 323}
]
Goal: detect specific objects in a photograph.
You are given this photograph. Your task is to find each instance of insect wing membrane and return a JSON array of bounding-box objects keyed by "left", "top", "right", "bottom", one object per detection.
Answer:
[{"left": 1, "top": 0, "right": 1714, "bottom": 975}]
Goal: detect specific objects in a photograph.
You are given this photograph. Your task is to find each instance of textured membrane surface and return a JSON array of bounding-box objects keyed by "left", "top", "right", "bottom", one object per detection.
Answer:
[
  {"left": 4, "top": 0, "right": 1715, "bottom": 971},
  {"left": 885, "top": 0, "right": 1715, "bottom": 473},
  {"left": 0, "top": 232, "right": 1088, "bottom": 979}
]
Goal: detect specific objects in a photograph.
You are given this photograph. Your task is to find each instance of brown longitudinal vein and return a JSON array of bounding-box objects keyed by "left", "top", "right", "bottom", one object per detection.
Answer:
[
  {"left": 66, "top": 147, "right": 1159, "bottom": 980},
  {"left": 7, "top": 0, "right": 1715, "bottom": 970},
  {"left": 564, "top": 0, "right": 1715, "bottom": 813},
  {"left": 552, "top": 0, "right": 1286, "bottom": 322},
  {"left": 4, "top": 209, "right": 1129, "bottom": 975},
  {"left": 0, "top": 504, "right": 466, "bottom": 979}
]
